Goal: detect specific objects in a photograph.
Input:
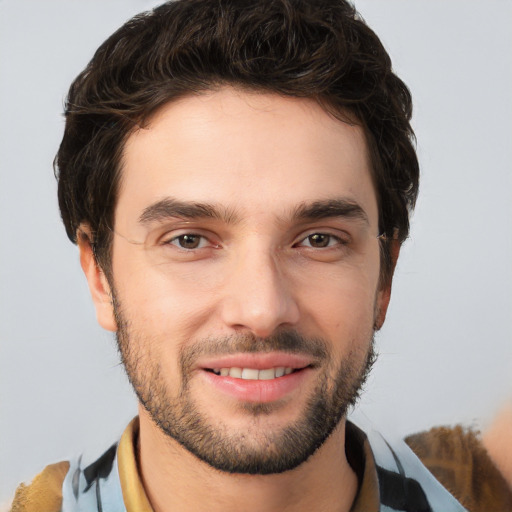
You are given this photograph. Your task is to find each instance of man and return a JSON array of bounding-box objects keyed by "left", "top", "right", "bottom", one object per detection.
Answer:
[{"left": 9, "top": 1, "right": 512, "bottom": 511}]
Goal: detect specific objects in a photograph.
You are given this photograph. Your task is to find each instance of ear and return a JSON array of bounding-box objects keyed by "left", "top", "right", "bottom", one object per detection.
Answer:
[
  {"left": 374, "top": 239, "right": 400, "bottom": 331},
  {"left": 77, "top": 225, "right": 117, "bottom": 332}
]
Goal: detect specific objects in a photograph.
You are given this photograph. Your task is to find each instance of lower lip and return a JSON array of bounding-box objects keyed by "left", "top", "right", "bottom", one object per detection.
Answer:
[{"left": 200, "top": 368, "right": 313, "bottom": 403}]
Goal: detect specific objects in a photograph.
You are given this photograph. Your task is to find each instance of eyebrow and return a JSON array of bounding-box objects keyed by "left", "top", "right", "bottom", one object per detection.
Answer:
[
  {"left": 291, "top": 198, "right": 370, "bottom": 225},
  {"left": 138, "top": 197, "right": 369, "bottom": 226},
  {"left": 139, "top": 198, "right": 239, "bottom": 225}
]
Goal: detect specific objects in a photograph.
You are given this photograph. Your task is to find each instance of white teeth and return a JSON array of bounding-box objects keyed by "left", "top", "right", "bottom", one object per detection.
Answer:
[
  {"left": 275, "top": 367, "right": 285, "bottom": 378},
  {"left": 229, "top": 367, "right": 242, "bottom": 378},
  {"left": 258, "top": 368, "right": 275, "bottom": 380},
  {"left": 214, "top": 367, "right": 296, "bottom": 380},
  {"left": 241, "top": 368, "right": 259, "bottom": 380}
]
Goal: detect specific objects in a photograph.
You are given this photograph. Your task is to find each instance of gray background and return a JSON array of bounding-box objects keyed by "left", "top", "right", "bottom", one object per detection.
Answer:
[{"left": 1, "top": 0, "right": 511, "bottom": 504}]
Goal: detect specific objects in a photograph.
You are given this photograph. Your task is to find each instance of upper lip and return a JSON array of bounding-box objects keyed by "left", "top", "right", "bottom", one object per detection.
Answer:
[{"left": 197, "top": 352, "right": 316, "bottom": 371}]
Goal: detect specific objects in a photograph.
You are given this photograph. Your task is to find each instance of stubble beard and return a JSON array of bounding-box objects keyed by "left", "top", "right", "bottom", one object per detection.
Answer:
[{"left": 113, "top": 295, "right": 376, "bottom": 475}]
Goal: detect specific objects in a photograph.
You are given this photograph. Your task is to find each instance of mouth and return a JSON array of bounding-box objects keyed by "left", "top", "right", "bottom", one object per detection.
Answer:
[
  {"left": 197, "top": 354, "right": 315, "bottom": 403},
  {"left": 205, "top": 366, "right": 306, "bottom": 380}
]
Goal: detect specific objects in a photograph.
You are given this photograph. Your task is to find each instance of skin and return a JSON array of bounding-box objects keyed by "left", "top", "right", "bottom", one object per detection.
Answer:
[
  {"left": 484, "top": 403, "right": 512, "bottom": 488},
  {"left": 79, "top": 87, "right": 397, "bottom": 512}
]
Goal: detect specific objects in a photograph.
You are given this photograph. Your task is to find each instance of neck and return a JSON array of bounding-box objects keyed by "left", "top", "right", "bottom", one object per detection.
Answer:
[{"left": 137, "top": 407, "right": 358, "bottom": 512}]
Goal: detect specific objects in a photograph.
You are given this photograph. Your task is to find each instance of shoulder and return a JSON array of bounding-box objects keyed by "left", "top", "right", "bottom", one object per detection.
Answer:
[
  {"left": 405, "top": 425, "right": 512, "bottom": 512},
  {"left": 10, "top": 461, "right": 70, "bottom": 512},
  {"left": 9, "top": 420, "right": 137, "bottom": 512}
]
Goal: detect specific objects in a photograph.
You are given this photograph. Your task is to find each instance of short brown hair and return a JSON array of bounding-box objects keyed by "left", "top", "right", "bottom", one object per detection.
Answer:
[{"left": 55, "top": 0, "right": 419, "bottom": 282}]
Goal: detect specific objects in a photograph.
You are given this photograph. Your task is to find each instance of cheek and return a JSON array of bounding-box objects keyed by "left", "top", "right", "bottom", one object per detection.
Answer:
[
  {"left": 295, "top": 264, "right": 380, "bottom": 346},
  {"left": 112, "top": 238, "right": 382, "bottom": 346},
  {"left": 314, "top": 282, "right": 376, "bottom": 329},
  {"left": 113, "top": 252, "right": 221, "bottom": 339}
]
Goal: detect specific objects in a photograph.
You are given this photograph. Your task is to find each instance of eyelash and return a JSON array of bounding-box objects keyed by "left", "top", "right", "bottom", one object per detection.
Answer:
[
  {"left": 164, "top": 233, "right": 216, "bottom": 250},
  {"left": 162, "top": 232, "right": 349, "bottom": 251},
  {"left": 294, "top": 233, "right": 348, "bottom": 249}
]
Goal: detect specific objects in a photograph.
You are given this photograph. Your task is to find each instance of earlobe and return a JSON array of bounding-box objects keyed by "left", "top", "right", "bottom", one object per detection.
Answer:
[
  {"left": 77, "top": 226, "right": 118, "bottom": 332},
  {"left": 374, "top": 240, "right": 400, "bottom": 331}
]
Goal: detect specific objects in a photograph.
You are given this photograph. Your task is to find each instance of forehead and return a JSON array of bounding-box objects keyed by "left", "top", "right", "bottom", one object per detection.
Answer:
[{"left": 117, "top": 87, "right": 377, "bottom": 232}]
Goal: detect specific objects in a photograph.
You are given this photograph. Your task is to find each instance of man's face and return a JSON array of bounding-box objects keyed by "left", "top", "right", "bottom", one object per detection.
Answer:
[{"left": 96, "top": 88, "right": 390, "bottom": 473}]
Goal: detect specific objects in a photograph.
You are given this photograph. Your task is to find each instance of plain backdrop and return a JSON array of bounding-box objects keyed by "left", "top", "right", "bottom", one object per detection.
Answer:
[{"left": 1, "top": 0, "right": 511, "bottom": 504}]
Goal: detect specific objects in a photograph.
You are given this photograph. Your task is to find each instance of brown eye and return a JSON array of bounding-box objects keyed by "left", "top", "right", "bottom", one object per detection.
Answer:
[
  {"left": 173, "top": 234, "right": 203, "bottom": 249},
  {"left": 307, "top": 234, "right": 331, "bottom": 248}
]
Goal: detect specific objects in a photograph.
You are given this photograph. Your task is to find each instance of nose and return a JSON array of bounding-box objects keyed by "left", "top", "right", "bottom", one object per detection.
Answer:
[{"left": 220, "top": 246, "right": 300, "bottom": 338}]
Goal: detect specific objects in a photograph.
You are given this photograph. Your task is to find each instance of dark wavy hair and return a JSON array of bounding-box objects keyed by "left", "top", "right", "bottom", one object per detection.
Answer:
[{"left": 55, "top": 0, "right": 419, "bottom": 283}]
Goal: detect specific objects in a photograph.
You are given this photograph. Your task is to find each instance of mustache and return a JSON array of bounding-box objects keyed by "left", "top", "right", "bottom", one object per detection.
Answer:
[{"left": 180, "top": 330, "right": 329, "bottom": 369}]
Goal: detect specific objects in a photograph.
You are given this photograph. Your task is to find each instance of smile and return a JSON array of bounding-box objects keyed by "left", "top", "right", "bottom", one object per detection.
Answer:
[
  {"left": 198, "top": 353, "right": 315, "bottom": 402},
  {"left": 210, "top": 367, "right": 297, "bottom": 379},
  {"left": 202, "top": 364, "right": 312, "bottom": 403}
]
